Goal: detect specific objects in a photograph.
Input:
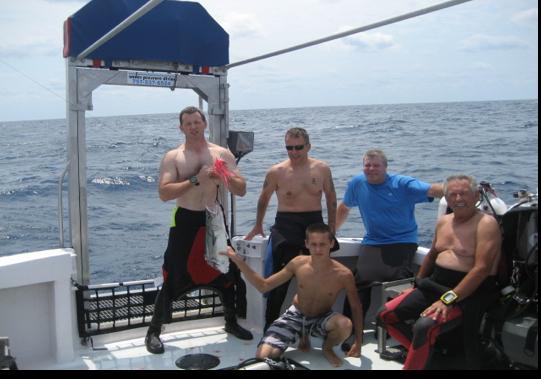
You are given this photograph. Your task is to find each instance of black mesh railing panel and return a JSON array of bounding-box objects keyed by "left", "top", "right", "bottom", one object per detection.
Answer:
[{"left": 75, "top": 281, "right": 224, "bottom": 337}]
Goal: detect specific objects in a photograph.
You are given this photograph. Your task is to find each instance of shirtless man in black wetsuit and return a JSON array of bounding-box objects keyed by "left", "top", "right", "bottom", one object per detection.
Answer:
[
  {"left": 244, "top": 128, "right": 338, "bottom": 330},
  {"left": 145, "top": 106, "right": 252, "bottom": 354}
]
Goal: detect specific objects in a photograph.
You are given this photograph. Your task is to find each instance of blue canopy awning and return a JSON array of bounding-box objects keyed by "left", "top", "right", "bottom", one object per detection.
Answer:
[{"left": 64, "top": 0, "right": 229, "bottom": 67}]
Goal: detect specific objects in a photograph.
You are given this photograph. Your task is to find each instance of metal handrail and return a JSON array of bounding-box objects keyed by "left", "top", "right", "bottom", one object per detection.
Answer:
[
  {"left": 76, "top": 0, "right": 165, "bottom": 60},
  {"left": 227, "top": 0, "right": 472, "bottom": 69},
  {"left": 58, "top": 162, "right": 70, "bottom": 247}
]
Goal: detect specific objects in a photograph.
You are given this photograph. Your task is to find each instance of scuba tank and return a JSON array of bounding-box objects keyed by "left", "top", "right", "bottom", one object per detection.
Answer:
[
  {"left": 437, "top": 181, "right": 507, "bottom": 218},
  {"left": 437, "top": 197, "right": 450, "bottom": 219},
  {"left": 478, "top": 181, "right": 508, "bottom": 216}
]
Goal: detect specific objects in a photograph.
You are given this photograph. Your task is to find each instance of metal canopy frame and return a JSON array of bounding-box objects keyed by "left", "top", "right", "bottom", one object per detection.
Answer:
[
  {"left": 65, "top": 58, "right": 229, "bottom": 284},
  {"left": 63, "top": 0, "right": 474, "bottom": 285}
]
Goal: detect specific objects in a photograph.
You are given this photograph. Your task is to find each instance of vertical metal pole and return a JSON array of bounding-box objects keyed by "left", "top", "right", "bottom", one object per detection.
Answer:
[
  {"left": 66, "top": 61, "right": 90, "bottom": 285},
  {"left": 230, "top": 193, "right": 236, "bottom": 236},
  {"left": 220, "top": 74, "right": 233, "bottom": 234},
  {"left": 58, "top": 162, "right": 70, "bottom": 247},
  {"left": 206, "top": 75, "right": 232, "bottom": 234},
  {"left": 198, "top": 96, "right": 204, "bottom": 112}
]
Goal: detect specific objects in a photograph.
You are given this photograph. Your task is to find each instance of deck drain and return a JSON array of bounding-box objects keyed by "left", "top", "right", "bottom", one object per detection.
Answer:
[{"left": 175, "top": 353, "right": 221, "bottom": 370}]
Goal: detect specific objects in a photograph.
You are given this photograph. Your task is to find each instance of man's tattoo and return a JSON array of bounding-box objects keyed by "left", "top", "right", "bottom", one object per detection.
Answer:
[{"left": 329, "top": 178, "right": 336, "bottom": 192}]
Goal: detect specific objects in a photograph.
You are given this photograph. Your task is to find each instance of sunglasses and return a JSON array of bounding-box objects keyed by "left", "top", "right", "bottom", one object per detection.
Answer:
[{"left": 286, "top": 144, "right": 305, "bottom": 151}]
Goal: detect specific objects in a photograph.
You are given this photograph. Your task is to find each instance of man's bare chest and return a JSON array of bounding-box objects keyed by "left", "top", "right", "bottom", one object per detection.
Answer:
[
  {"left": 437, "top": 227, "right": 477, "bottom": 257},
  {"left": 277, "top": 171, "right": 323, "bottom": 194},
  {"left": 176, "top": 151, "right": 215, "bottom": 176},
  {"left": 297, "top": 270, "right": 340, "bottom": 297}
]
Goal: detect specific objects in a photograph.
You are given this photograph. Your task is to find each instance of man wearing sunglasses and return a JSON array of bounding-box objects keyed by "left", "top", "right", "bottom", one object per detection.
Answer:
[{"left": 245, "top": 127, "right": 339, "bottom": 331}]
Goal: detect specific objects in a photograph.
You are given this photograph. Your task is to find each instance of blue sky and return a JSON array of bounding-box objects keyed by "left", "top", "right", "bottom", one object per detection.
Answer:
[{"left": 0, "top": 0, "right": 538, "bottom": 122}]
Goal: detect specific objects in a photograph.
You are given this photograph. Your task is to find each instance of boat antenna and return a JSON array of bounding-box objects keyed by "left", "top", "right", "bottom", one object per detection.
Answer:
[
  {"left": 76, "top": 0, "right": 165, "bottom": 60},
  {"left": 227, "top": 0, "right": 472, "bottom": 69}
]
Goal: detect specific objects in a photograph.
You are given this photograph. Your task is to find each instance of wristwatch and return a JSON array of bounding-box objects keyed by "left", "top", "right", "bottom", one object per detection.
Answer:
[
  {"left": 440, "top": 290, "right": 458, "bottom": 305},
  {"left": 189, "top": 175, "right": 200, "bottom": 186}
]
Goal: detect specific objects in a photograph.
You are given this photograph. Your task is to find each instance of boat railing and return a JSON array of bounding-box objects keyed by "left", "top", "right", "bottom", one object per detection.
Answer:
[{"left": 74, "top": 281, "right": 224, "bottom": 338}]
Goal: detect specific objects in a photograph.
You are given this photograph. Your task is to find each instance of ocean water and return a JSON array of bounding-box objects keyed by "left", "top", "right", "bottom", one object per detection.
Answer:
[{"left": 0, "top": 100, "right": 538, "bottom": 284}]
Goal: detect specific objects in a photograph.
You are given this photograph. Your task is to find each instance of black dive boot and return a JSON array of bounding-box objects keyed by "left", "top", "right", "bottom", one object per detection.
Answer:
[
  {"left": 145, "top": 290, "right": 167, "bottom": 354},
  {"left": 145, "top": 325, "right": 164, "bottom": 354},
  {"left": 225, "top": 321, "right": 253, "bottom": 340},
  {"left": 224, "top": 308, "right": 253, "bottom": 340}
]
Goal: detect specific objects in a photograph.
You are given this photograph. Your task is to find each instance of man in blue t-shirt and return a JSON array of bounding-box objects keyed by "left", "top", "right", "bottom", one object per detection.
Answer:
[{"left": 336, "top": 149, "right": 443, "bottom": 344}]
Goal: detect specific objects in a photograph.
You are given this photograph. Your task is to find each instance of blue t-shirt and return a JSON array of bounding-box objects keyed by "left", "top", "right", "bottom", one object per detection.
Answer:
[{"left": 342, "top": 173, "right": 433, "bottom": 245}]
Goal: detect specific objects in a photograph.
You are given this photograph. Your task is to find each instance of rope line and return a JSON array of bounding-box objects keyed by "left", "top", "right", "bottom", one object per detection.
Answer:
[{"left": 0, "top": 58, "right": 67, "bottom": 103}]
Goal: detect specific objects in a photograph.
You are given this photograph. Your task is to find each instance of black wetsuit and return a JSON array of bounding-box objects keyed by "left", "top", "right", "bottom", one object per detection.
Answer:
[
  {"left": 378, "top": 265, "right": 499, "bottom": 370},
  {"left": 265, "top": 211, "right": 339, "bottom": 329},
  {"left": 148, "top": 207, "right": 246, "bottom": 331}
]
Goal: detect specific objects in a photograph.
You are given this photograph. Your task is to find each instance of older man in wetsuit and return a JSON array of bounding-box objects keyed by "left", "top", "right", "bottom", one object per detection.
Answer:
[
  {"left": 378, "top": 174, "right": 502, "bottom": 370},
  {"left": 244, "top": 127, "right": 338, "bottom": 331}
]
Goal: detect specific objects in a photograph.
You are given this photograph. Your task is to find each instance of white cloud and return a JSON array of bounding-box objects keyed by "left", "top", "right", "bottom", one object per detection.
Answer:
[
  {"left": 340, "top": 30, "right": 397, "bottom": 51},
  {"left": 460, "top": 34, "right": 529, "bottom": 51},
  {"left": 336, "top": 25, "right": 397, "bottom": 51},
  {"left": 221, "top": 12, "right": 263, "bottom": 39},
  {"left": 0, "top": 39, "right": 59, "bottom": 58},
  {"left": 512, "top": 7, "right": 538, "bottom": 25},
  {"left": 0, "top": 0, "right": 80, "bottom": 59},
  {"left": 471, "top": 61, "right": 493, "bottom": 71}
]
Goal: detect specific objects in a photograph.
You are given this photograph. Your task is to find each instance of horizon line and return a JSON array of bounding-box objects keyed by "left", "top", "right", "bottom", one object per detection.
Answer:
[{"left": 1, "top": 97, "right": 537, "bottom": 123}]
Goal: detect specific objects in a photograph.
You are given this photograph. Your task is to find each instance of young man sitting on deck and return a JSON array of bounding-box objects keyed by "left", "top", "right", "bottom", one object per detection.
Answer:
[{"left": 223, "top": 223, "right": 363, "bottom": 367}]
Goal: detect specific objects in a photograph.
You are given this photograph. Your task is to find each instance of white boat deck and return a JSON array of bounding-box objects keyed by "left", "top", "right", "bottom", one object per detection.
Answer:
[
  {"left": 35, "top": 319, "right": 401, "bottom": 370},
  {"left": 0, "top": 242, "right": 410, "bottom": 370}
]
